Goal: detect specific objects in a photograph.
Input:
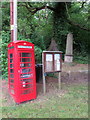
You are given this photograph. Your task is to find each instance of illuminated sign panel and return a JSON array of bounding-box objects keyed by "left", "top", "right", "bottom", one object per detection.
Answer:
[{"left": 18, "top": 46, "right": 32, "bottom": 49}]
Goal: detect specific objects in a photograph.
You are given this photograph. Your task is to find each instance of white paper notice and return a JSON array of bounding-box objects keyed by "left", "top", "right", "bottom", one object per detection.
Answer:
[
  {"left": 57, "top": 60, "right": 60, "bottom": 70},
  {"left": 54, "top": 54, "right": 60, "bottom": 71},
  {"left": 46, "top": 54, "right": 52, "bottom": 61},
  {"left": 55, "top": 54, "right": 60, "bottom": 60}
]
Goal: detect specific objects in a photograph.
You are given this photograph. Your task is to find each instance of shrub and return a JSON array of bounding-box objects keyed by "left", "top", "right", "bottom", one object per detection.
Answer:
[
  {"left": 1, "top": 31, "right": 10, "bottom": 79},
  {"left": 34, "top": 46, "right": 42, "bottom": 64}
]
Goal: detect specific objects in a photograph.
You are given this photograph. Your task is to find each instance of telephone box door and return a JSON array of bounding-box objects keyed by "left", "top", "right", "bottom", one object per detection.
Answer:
[{"left": 17, "top": 50, "right": 36, "bottom": 102}]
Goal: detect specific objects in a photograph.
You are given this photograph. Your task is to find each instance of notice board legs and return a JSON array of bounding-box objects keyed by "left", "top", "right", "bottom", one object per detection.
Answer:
[
  {"left": 42, "top": 72, "right": 61, "bottom": 94},
  {"left": 58, "top": 72, "right": 61, "bottom": 89},
  {"left": 42, "top": 53, "right": 46, "bottom": 94},
  {"left": 43, "top": 74, "right": 46, "bottom": 94}
]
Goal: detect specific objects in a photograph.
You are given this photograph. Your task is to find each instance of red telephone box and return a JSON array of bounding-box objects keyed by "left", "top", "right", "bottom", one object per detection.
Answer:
[{"left": 8, "top": 40, "right": 36, "bottom": 104}]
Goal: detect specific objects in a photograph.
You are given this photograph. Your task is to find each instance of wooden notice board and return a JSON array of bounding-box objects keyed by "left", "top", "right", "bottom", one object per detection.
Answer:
[
  {"left": 42, "top": 51, "right": 63, "bottom": 94},
  {"left": 43, "top": 51, "right": 62, "bottom": 73}
]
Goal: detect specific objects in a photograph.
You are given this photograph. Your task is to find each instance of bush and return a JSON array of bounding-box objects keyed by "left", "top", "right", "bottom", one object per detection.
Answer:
[
  {"left": 1, "top": 31, "right": 43, "bottom": 78},
  {"left": 1, "top": 31, "right": 10, "bottom": 79},
  {"left": 34, "top": 46, "right": 42, "bottom": 64},
  {"left": 74, "top": 53, "right": 88, "bottom": 64}
]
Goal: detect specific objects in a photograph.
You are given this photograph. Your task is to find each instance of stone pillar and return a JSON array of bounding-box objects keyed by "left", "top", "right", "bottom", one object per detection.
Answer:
[{"left": 64, "top": 33, "right": 73, "bottom": 63}]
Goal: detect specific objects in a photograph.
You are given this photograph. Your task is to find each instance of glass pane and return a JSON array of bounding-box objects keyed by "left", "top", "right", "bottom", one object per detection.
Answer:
[
  {"left": 22, "top": 68, "right": 31, "bottom": 73},
  {"left": 54, "top": 54, "right": 60, "bottom": 60},
  {"left": 45, "top": 54, "right": 53, "bottom": 72},
  {"left": 10, "top": 59, "right": 13, "bottom": 63},
  {"left": 54, "top": 54, "right": 60, "bottom": 71},
  {"left": 10, "top": 74, "right": 14, "bottom": 78},
  {"left": 22, "top": 83, "right": 33, "bottom": 88},
  {"left": 21, "top": 79, "right": 33, "bottom": 83},
  {"left": 10, "top": 54, "right": 13, "bottom": 58},
  {"left": 10, "top": 89, "right": 14, "bottom": 94},
  {"left": 10, "top": 79, "right": 14, "bottom": 83},
  {"left": 22, "top": 89, "right": 32, "bottom": 94},
  {"left": 10, "top": 84, "right": 14, "bottom": 88},
  {"left": 20, "top": 58, "right": 31, "bottom": 62},
  {"left": 10, "top": 69, "right": 14, "bottom": 73},
  {"left": 20, "top": 63, "right": 31, "bottom": 67},
  {"left": 20, "top": 73, "right": 33, "bottom": 78},
  {"left": 20, "top": 53, "right": 31, "bottom": 57},
  {"left": 10, "top": 64, "right": 13, "bottom": 68}
]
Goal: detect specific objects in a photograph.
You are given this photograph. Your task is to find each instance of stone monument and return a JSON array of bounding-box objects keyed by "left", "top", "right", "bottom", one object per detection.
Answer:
[
  {"left": 64, "top": 33, "right": 73, "bottom": 63},
  {"left": 48, "top": 38, "right": 59, "bottom": 51}
]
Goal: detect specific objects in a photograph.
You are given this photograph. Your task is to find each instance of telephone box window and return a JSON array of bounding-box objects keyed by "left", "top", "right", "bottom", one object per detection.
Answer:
[
  {"left": 22, "top": 83, "right": 33, "bottom": 88},
  {"left": 10, "top": 59, "right": 13, "bottom": 63},
  {"left": 10, "top": 54, "right": 13, "bottom": 58},
  {"left": 20, "top": 53, "right": 31, "bottom": 57},
  {"left": 10, "top": 89, "right": 14, "bottom": 94},
  {"left": 10, "top": 79, "right": 14, "bottom": 83},
  {"left": 22, "top": 68, "right": 31, "bottom": 73},
  {"left": 10, "top": 74, "right": 14, "bottom": 78},
  {"left": 20, "top": 58, "right": 31, "bottom": 62},
  {"left": 20, "top": 63, "right": 31, "bottom": 67},
  {"left": 20, "top": 73, "right": 33, "bottom": 78},
  {"left": 10, "top": 64, "right": 13, "bottom": 68},
  {"left": 21, "top": 79, "right": 33, "bottom": 83},
  {"left": 22, "top": 89, "right": 31, "bottom": 94},
  {"left": 10, "top": 69, "right": 14, "bottom": 73},
  {"left": 10, "top": 84, "right": 14, "bottom": 88}
]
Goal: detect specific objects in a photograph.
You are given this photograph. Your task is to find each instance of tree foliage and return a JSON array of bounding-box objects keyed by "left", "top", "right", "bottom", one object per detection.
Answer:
[{"left": 1, "top": 1, "right": 89, "bottom": 78}]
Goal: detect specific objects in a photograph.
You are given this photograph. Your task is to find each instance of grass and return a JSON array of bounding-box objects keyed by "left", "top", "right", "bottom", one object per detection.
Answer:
[{"left": 2, "top": 83, "right": 88, "bottom": 118}]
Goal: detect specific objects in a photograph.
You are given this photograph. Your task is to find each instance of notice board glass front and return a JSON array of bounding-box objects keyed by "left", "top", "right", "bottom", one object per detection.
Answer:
[{"left": 43, "top": 51, "right": 62, "bottom": 73}]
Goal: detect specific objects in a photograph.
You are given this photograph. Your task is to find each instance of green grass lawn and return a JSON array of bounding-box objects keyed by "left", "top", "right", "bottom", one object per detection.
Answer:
[{"left": 2, "top": 82, "right": 88, "bottom": 118}]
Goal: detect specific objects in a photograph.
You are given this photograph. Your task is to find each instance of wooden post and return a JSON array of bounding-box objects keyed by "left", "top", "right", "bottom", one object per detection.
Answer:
[
  {"left": 10, "top": 1, "right": 14, "bottom": 41},
  {"left": 43, "top": 73, "right": 46, "bottom": 94},
  {"left": 10, "top": 0, "right": 17, "bottom": 42},
  {"left": 42, "top": 53, "right": 46, "bottom": 94},
  {"left": 58, "top": 72, "right": 61, "bottom": 89},
  {"left": 13, "top": 0, "right": 17, "bottom": 41}
]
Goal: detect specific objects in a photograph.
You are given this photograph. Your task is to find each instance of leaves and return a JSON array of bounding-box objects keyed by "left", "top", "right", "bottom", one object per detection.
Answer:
[{"left": 1, "top": 2, "right": 89, "bottom": 78}]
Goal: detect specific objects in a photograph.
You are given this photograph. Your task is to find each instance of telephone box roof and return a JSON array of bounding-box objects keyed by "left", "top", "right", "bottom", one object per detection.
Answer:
[{"left": 8, "top": 40, "right": 34, "bottom": 47}]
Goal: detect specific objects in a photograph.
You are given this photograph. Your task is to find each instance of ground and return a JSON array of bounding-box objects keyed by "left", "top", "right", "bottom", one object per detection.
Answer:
[{"left": 1, "top": 63, "right": 88, "bottom": 118}]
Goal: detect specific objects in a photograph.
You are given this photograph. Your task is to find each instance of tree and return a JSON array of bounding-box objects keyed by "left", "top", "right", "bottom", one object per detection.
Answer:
[
  {"left": 17, "top": 2, "right": 90, "bottom": 52},
  {"left": 1, "top": 2, "right": 89, "bottom": 78}
]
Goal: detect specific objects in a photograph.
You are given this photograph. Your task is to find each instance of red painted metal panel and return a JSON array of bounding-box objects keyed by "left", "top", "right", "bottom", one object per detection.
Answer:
[{"left": 8, "top": 41, "right": 36, "bottom": 104}]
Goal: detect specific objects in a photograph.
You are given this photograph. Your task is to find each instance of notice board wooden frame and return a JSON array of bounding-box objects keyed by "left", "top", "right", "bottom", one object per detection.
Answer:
[{"left": 42, "top": 51, "right": 63, "bottom": 94}]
